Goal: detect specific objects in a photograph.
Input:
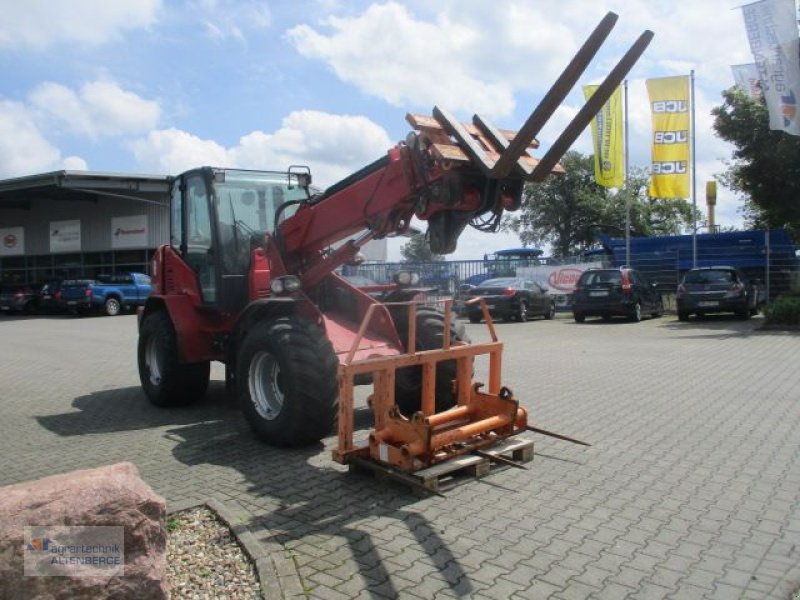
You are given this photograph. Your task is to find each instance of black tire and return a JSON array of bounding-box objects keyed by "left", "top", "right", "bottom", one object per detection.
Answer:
[
  {"left": 737, "top": 308, "right": 752, "bottom": 320},
  {"left": 573, "top": 312, "right": 585, "bottom": 323},
  {"left": 468, "top": 313, "right": 482, "bottom": 324},
  {"left": 105, "top": 297, "right": 122, "bottom": 316},
  {"left": 629, "top": 301, "right": 642, "bottom": 322},
  {"left": 678, "top": 311, "right": 689, "bottom": 321},
  {"left": 544, "top": 302, "right": 555, "bottom": 320},
  {"left": 237, "top": 315, "right": 338, "bottom": 446},
  {"left": 602, "top": 314, "right": 612, "bottom": 322},
  {"left": 517, "top": 300, "right": 529, "bottom": 322},
  {"left": 392, "top": 307, "right": 470, "bottom": 415},
  {"left": 138, "top": 311, "right": 210, "bottom": 407}
]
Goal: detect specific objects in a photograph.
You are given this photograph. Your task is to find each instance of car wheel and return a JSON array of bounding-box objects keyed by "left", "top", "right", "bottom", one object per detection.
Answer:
[
  {"left": 105, "top": 297, "right": 122, "bottom": 316},
  {"left": 736, "top": 308, "right": 751, "bottom": 320},
  {"left": 573, "top": 312, "right": 585, "bottom": 323},
  {"left": 238, "top": 315, "right": 338, "bottom": 446},
  {"left": 468, "top": 313, "right": 482, "bottom": 324},
  {"left": 678, "top": 311, "right": 690, "bottom": 321},
  {"left": 517, "top": 301, "right": 528, "bottom": 322},
  {"left": 544, "top": 302, "right": 555, "bottom": 320},
  {"left": 629, "top": 301, "right": 642, "bottom": 322},
  {"left": 138, "top": 311, "right": 210, "bottom": 407},
  {"left": 602, "top": 314, "right": 612, "bottom": 322}
]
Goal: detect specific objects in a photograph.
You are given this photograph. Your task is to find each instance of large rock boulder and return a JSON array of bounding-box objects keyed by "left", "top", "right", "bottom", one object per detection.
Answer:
[{"left": 0, "top": 462, "right": 168, "bottom": 599}]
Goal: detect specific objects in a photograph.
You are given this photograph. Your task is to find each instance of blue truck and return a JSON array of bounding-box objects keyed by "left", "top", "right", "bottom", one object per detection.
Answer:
[{"left": 60, "top": 272, "right": 152, "bottom": 316}]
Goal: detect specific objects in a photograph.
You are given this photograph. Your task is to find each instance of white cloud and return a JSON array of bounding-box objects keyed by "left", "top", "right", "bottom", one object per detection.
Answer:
[
  {"left": 0, "top": 101, "right": 87, "bottom": 178},
  {"left": 0, "top": 0, "right": 160, "bottom": 50},
  {"left": 30, "top": 81, "right": 161, "bottom": 139},
  {"left": 287, "top": 3, "right": 520, "bottom": 118},
  {"left": 128, "top": 111, "right": 391, "bottom": 185},
  {"left": 190, "top": 0, "right": 272, "bottom": 42}
]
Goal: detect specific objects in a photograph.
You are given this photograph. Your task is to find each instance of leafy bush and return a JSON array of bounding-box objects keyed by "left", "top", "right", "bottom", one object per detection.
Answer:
[{"left": 764, "top": 292, "right": 800, "bottom": 326}]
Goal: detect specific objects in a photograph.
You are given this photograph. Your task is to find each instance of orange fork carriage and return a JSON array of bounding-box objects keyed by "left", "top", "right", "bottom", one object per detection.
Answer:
[{"left": 333, "top": 299, "right": 529, "bottom": 473}]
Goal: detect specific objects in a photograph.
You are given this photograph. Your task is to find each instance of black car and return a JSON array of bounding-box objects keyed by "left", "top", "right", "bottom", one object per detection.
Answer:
[
  {"left": 465, "top": 277, "right": 555, "bottom": 323},
  {"left": 572, "top": 268, "right": 663, "bottom": 323},
  {"left": 36, "top": 280, "right": 66, "bottom": 313},
  {"left": 0, "top": 283, "right": 38, "bottom": 314},
  {"left": 676, "top": 266, "right": 762, "bottom": 321}
]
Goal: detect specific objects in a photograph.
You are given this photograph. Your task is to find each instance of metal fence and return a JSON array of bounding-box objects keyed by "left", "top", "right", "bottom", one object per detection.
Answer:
[{"left": 344, "top": 242, "right": 800, "bottom": 308}]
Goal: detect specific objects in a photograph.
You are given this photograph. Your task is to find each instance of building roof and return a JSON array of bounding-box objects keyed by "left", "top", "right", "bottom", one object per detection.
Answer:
[{"left": 0, "top": 170, "right": 171, "bottom": 210}]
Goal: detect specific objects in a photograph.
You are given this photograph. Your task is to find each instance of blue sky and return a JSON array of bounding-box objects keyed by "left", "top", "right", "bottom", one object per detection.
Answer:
[{"left": 0, "top": 0, "right": 778, "bottom": 259}]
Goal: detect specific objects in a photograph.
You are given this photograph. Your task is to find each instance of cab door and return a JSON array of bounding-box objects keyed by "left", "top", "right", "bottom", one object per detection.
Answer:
[{"left": 173, "top": 171, "right": 219, "bottom": 304}]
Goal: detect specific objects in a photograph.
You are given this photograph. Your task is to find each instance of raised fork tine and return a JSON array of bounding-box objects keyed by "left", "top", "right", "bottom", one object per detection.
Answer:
[
  {"left": 472, "top": 114, "right": 532, "bottom": 177},
  {"left": 491, "top": 11, "right": 619, "bottom": 178},
  {"left": 529, "top": 29, "right": 655, "bottom": 182},
  {"left": 432, "top": 105, "right": 495, "bottom": 175}
]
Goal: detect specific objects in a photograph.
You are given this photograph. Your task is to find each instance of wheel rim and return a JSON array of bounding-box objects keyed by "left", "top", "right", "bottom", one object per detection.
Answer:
[
  {"left": 107, "top": 299, "right": 120, "bottom": 315},
  {"left": 145, "top": 337, "right": 162, "bottom": 386},
  {"left": 519, "top": 302, "right": 527, "bottom": 321},
  {"left": 248, "top": 351, "right": 284, "bottom": 420}
]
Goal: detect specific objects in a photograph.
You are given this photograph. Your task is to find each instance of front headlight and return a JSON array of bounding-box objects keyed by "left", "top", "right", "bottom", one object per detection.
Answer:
[
  {"left": 270, "top": 276, "right": 302, "bottom": 295},
  {"left": 394, "top": 271, "right": 420, "bottom": 286}
]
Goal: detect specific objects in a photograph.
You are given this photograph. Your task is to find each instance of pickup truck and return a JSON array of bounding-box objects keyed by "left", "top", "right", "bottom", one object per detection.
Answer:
[{"left": 60, "top": 272, "right": 152, "bottom": 316}]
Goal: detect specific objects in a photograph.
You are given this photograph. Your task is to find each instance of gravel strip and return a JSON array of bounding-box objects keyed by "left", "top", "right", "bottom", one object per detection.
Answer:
[{"left": 167, "top": 506, "right": 263, "bottom": 599}]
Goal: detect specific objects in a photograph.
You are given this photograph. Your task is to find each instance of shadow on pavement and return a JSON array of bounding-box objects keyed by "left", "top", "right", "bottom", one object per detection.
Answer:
[
  {"left": 38, "top": 384, "right": 472, "bottom": 598},
  {"left": 657, "top": 315, "right": 797, "bottom": 339}
]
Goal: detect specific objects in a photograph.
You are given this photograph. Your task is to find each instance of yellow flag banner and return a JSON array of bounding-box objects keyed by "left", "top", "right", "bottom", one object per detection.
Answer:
[
  {"left": 582, "top": 84, "right": 624, "bottom": 188},
  {"left": 646, "top": 75, "right": 690, "bottom": 198}
]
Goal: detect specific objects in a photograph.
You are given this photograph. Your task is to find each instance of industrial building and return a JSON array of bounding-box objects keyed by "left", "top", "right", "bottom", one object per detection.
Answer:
[{"left": 0, "top": 170, "right": 386, "bottom": 284}]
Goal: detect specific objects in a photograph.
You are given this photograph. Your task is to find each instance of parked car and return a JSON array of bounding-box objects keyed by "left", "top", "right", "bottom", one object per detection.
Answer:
[
  {"left": 572, "top": 268, "right": 663, "bottom": 323},
  {"left": 676, "top": 266, "right": 763, "bottom": 321},
  {"left": 36, "top": 279, "right": 66, "bottom": 313},
  {"left": 465, "top": 277, "right": 555, "bottom": 323},
  {"left": 0, "top": 283, "right": 38, "bottom": 314},
  {"left": 59, "top": 272, "right": 152, "bottom": 316}
]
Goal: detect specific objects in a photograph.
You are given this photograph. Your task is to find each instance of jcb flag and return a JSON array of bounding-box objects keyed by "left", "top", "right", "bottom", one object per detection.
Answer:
[
  {"left": 582, "top": 85, "right": 624, "bottom": 188},
  {"left": 646, "top": 76, "right": 690, "bottom": 198}
]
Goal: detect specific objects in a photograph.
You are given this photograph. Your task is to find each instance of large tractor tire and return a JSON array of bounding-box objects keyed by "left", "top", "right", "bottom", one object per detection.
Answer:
[
  {"left": 392, "top": 307, "right": 470, "bottom": 416},
  {"left": 237, "top": 315, "right": 338, "bottom": 446},
  {"left": 138, "top": 311, "right": 210, "bottom": 407}
]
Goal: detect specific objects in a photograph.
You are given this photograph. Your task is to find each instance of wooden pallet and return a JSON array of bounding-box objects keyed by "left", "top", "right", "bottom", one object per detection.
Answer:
[{"left": 348, "top": 437, "right": 534, "bottom": 496}]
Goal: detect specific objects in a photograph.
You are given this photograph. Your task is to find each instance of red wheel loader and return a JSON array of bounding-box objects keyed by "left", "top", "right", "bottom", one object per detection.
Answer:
[{"left": 137, "top": 12, "right": 651, "bottom": 474}]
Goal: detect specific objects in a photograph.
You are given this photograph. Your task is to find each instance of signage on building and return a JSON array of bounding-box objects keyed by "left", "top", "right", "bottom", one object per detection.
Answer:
[
  {"left": 518, "top": 262, "right": 603, "bottom": 308},
  {"left": 0, "top": 227, "right": 25, "bottom": 257},
  {"left": 111, "top": 215, "right": 148, "bottom": 249},
  {"left": 50, "top": 220, "right": 82, "bottom": 253}
]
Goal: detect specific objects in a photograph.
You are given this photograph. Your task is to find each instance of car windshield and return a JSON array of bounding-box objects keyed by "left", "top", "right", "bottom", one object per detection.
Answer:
[
  {"left": 580, "top": 271, "right": 622, "bottom": 285},
  {"left": 479, "top": 278, "right": 521, "bottom": 288},
  {"left": 683, "top": 270, "right": 734, "bottom": 284}
]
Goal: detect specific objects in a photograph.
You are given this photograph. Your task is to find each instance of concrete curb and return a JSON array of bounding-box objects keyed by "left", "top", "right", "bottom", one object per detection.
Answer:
[{"left": 167, "top": 498, "right": 304, "bottom": 600}]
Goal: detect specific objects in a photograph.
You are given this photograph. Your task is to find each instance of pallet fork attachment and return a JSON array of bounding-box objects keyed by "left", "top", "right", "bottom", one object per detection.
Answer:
[{"left": 408, "top": 12, "right": 654, "bottom": 184}]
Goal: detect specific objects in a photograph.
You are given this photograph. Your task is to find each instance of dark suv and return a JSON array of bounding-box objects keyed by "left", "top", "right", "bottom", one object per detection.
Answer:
[
  {"left": 572, "top": 268, "right": 663, "bottom": 323},
  {"left": 676, "top": 266, "right": 762, "bottom": 321}
]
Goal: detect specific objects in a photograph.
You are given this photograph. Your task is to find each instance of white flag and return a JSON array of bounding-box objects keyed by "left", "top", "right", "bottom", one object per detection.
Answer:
[
  {"left": 741, "top": 0, "right": 800, "bottom": 135},
  {"left": 731, "top": 63, "right": 762, "bottom": 99}
]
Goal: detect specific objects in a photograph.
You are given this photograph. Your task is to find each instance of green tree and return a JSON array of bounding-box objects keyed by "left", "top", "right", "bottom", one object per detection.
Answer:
[
  {"left": 505, "top": 151, "right": 693, "bottom": 257},
  {"left": 712, "top": 87, "right": 800, "bottom": 237},
  {"left": 400, "top": 231, "right": 444, "bottom": 262}
]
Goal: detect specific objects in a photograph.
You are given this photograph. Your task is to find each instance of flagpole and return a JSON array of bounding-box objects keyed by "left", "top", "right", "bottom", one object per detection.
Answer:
[
  {"left": 690, "top": 69, "right": 697, "bottom": 268},
  {"left": 624, "top": 79, "right": 631, "bottom": 268}
]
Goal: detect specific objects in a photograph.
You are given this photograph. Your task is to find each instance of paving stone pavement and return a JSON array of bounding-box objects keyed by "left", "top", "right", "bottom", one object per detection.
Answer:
[{"left": 1, "top": 311, "right": 799, "bottom": 599}]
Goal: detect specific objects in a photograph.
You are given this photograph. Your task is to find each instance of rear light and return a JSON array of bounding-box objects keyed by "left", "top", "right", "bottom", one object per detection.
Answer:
[
  {"left": 55, "top": 291, "right": 62, "bottom": 301},
  {"left": 84, "top": 288, "right": 93, "bottom": 298},
  {"left": 503, "top": 288, "right": 516, "bottom": 296},
  {"left": 726, "top": 282, "right": 745, "bottom": 297},
  {"left": 621, "top": 272, "right": 632, "bottom": 293}
]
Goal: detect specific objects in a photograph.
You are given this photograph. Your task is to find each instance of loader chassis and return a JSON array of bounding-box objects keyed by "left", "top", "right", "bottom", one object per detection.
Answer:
[{"left": 137, "top": 11, "right": 651, "bottom": 469}]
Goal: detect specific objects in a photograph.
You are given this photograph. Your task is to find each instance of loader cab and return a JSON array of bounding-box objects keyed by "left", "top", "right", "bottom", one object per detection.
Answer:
[{"left": 170, "top": 167, "right": 310, "bottom": 312}]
